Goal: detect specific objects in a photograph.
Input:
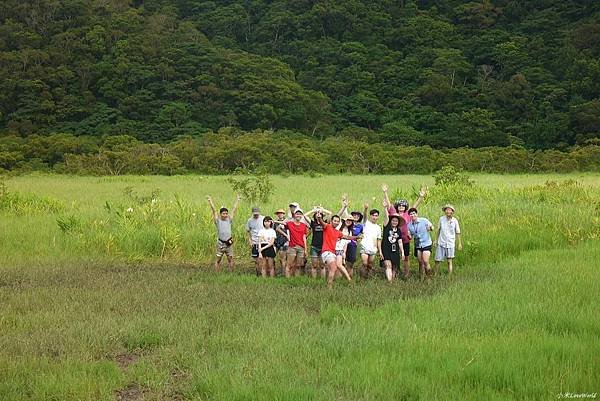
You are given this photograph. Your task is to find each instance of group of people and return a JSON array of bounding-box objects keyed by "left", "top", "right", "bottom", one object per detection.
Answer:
[{"left": 206, "top": 184, "right": 462, "bottom": 288}]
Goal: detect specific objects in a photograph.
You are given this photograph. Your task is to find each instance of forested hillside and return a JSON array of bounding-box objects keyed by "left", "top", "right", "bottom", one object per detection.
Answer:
[{"left": 0, "top": 0, "right": 598, "bottom": 150}]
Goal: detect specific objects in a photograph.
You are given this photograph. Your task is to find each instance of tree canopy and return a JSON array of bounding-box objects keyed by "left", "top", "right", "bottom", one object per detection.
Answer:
[{"left": 0, "top": 0, "right": 598, "bottom": 149}]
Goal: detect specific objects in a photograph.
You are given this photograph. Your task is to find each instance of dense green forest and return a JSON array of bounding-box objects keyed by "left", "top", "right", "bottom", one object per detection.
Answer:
[{"left": 0, "top": 0, "right": 599, "bottom": 160}]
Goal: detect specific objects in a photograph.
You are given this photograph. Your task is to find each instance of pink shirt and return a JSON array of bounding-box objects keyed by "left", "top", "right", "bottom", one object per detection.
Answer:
[{"left": 387, "top": 206, "right": 411, "bottom": 244}]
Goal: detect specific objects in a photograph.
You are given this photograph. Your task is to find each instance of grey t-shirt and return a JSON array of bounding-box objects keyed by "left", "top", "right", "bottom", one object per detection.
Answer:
[
  {"left": 216, "top": 217, "right": 232, "bottom": 241},
  {"left": 246, "top": 215, "right": 264, "bottom": 244}
]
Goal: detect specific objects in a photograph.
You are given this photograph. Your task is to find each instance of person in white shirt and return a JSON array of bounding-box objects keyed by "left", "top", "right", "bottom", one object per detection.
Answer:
[
  {"left": 257, "top": 216, "right": 277, "bottom": 277},
  {"left": 433, "top": 204, "right": 463, "bottom": 275},
  {"left": 359, "top": 203, "right": 382, "bottom": 279}
]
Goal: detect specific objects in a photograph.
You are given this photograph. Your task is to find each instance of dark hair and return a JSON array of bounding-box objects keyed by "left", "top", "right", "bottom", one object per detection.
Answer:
[
  {"left": 369, "top": 209, "right": 379, "bottom": 216},
  {"left": 407, "top": 207, "right": 418, "bottom": 215},
  {"left": 263, "top": 216, "right": 273, "bottom": 227},
  {"left": 386, "top": 215, "right": 401, "bottom": 228},
  {"left": 331, "top": 214, "right": 340, "bottom": 221},
  {"left": 219, "top": 207, "right": 228, "bottom": 213}
]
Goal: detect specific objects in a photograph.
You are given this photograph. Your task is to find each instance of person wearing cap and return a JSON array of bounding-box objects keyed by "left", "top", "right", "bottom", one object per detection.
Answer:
[
  {"left": 246, "top": 207, "right": 265, "bottom": 275},
  {"left": 206, "top": 194, "right": 241, "bottom": 272},
  {"left": 314, "top": 212, "right": 357, "bottom": 289},
  {"left": 433, "top": 204, "right": 462, "bottom": 275},
  {"left": 382, "top": 208, "right": 406, "bottom": 282},
  {"left": 273, "top": 208, "right": 289, "bottom": 276},
  {"left": 382, "top": 184, "right": 427, "bottom": 279},
  {"left": 407, "top": 207, "right": 434, "bottom": 278},
  {"left": 277, "top": 209, "right": 308, "bottom": 277}
]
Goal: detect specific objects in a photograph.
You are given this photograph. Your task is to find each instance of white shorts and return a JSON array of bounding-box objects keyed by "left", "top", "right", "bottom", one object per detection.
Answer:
[
  {"left": 321, "top": 251, "right": 336, "bottom": 264},
  {"left": 435, "top": 245, "right": 455, "bottom": 261},
  {"left": 360, "top": 245, "right": 377, "bottom": 256}
]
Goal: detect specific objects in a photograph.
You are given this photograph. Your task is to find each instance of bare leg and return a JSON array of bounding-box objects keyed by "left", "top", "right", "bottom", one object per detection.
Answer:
[
  {"left": 286, "top": 254, "right": 295, "bottom": 278},
  {"left": 422, "top": 251, "right": 432, "bottom": 276},
  {"left": 268, "top": 258, "right": 275, "bottom": 277},
  {"left": 326, "top": 260, "right": 337, "bottom": 289},
  {"left": 434, "top": 260, "right": 441, "bottom": 275},
  {"left": 448, "top": 258, "right": 454, "bottom": 275},
  {"left": 336, "top": 258, "right": 352, "bottom": 282},
  {"left": 384, "top": 260, "right": 393, "bottom": 282},
  {"left": 214, "top": 255, "right": 223, "bottom": 272},
  {"left": 360, "top": 254, "right": 369, "bottom": 278},
  {"left": 402, "top": 257, "right": 410, "bottom": 280},
  {"left": 347, "top": 262, "right": 354, "bottom": 278},
  {"left": 311, "top": 256, "right": 319, "bottom": 278},
  {"left": 227, "top": 255, "right": 234, "bottom": 272}
]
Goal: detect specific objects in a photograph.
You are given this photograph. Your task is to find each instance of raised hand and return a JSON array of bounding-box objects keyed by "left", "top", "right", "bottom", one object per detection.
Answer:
[
  {"left": 382, "top": 184, "right": 388, "bottom": 193},
  {"left": 419, "top": 186, "right": 428, "bottom": 198},
  {"left": 363, "top": 202, "right": 369, "bottom": 209}
]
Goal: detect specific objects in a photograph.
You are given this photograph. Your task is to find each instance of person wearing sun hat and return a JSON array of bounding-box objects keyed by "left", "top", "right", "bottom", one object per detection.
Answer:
[
  {"left": 381, "top": 209, "right": 406, "bottom": 282},
  {"left": 273, "top": 208, "right": 289, "bottom": 276},
  {"left": 339, "top": 196, "right": 363, "bottom": 278},
  {"left": 433, "top": 204, "right": 462, "bottom": 275}
]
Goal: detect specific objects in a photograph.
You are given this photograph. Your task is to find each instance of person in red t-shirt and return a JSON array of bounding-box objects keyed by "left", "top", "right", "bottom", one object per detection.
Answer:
[
  {"left": 277, "top": 209, "right": 308, "bottom": 277},
  {"left": 316, "top": 213, "right": 357, "bottom": 289}
]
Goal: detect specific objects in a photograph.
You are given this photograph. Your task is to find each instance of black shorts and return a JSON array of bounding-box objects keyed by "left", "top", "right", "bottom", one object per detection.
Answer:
[
  {"left": 382, "top": 250, "right": 400, "bottom": 267},
  {"left": 346, "top": 243, "right": 357, "bottom": 263},
  {"left": 251, "top": 244, "right": 259, "bottom": 258},
  {"left": 260, "top": 244, "right": 276, "bottom": 258},
  {"left": 403, "top": 242, "right": 410, "bottom": 259},
  {"left": 414, "top": 245, "right": 432, "bottom": 257}
]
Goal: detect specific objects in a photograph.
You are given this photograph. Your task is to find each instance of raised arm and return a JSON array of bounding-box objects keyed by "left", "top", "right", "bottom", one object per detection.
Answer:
[
  {"left": 362, "top": 202, "right": 369, "bottom": 224},
  {"left": 230, "top": 193, "right": 242, "bottom": 219},
  {"left": 383, "top": 199, "right": 390, "bottom": 226},
  {"left": 337, "top": 194, "right": 348, "bottom": 216},
  {"left": 412, "top": 186, "right": 428, "bottom": 209},
  {"left": 206, "top": 195, "right": 218, "bottom": 221},
  {"left": 382, "top": 184, "right": 391, "bottom": 209}
]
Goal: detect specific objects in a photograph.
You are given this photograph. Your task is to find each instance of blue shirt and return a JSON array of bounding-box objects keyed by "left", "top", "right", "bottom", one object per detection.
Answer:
[
  {"left": 408, "top": 217, "right": 433, "bottom": 248},
  {"left": 351, "top": 223, "right": 364, "bottom": 245}
]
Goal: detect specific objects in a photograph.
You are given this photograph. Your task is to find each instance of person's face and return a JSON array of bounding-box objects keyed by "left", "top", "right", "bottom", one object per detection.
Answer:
[
  {"left": 331, "top": 216, "right": 340, "bottom": 226},
  {"left": 351, "top": 213, "right": 360, "bottom": 222},
  {"left": 391, "top": 217, "right": 399, "bottom": 227},
  {"left": 276, "top": 212, "right": 285, "bottom": 220},
  {"left": 398, "top": 205, "right": 407, "bottom": 213},
  {"left": 220, "top": 211, "right": 228, "bottom": 219},
  {"left": 294, "top": 212, "right": 302, "bottom": 221},
  {"left": 445, "top": 208, "right": 454, "bottom": 217},
  {"left": 253, "top": 213, "right": 259, "bottom": 219},
  {"left": 369, "top": 213, "right": 379, "bottom": 223},
  {"left": 264, "top": 220, "right": 272, "bottom": 228},
  {"left": 410, "top": 211, "right": 418, "bottom": 222},
  {"left": 344, "top": 219, "right": 353, "bottom": 227}
]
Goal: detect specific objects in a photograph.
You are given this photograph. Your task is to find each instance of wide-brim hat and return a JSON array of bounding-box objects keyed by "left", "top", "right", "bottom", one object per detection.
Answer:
[
  {"left": 294, "top": 208, "right": 304, "bottom": 215},
  {"left": 340, "top": 210, "right": 356, "bottom": 221},
  {"left": 289, "top": 202, "right": 299, "bottom": 208},
  {"left": 388, "top": 213, "right": 406, "bottom": 225},
  {"left": 350, "top": 211, "right": 363, "bottom": 221},
  {"left": 442, "top": 204, "right": 455, "bottom": 212},
  {"left": 275, "top": 208, "right": 286, "bottom": 214}
]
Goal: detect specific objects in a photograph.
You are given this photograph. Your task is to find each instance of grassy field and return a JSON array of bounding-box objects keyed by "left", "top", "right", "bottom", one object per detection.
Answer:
[{"left": 1, "top": 173, "right": 599, "bottom": 400}]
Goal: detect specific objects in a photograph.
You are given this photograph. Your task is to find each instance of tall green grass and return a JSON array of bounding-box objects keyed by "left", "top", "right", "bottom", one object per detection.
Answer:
[{"left": 0, "top": 174, "right": 599, "bottom": 400}]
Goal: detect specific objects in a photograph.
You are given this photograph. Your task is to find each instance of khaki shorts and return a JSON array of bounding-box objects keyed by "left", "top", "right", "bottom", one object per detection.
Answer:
[
  {"left": 216, "top": 242, "right": 233, "bottom": 257},
  {"left": 286, "top": 245, "right": 305, "bottom": 258}
]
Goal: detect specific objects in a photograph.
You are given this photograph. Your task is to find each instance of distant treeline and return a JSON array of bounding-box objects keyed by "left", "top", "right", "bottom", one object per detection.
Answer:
[
  {"left": 1, "top": 130, "right": 598, "bottom": 175},
  {"left": 0, "top": 1, "right": 599, "bottom": 149}
]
